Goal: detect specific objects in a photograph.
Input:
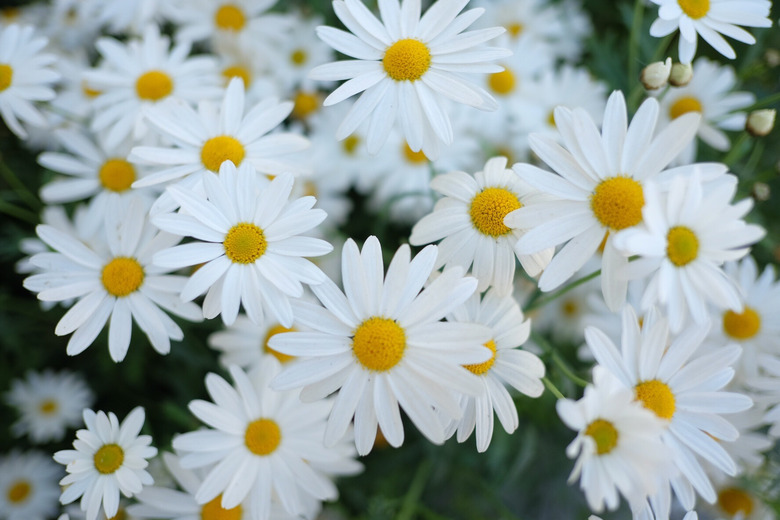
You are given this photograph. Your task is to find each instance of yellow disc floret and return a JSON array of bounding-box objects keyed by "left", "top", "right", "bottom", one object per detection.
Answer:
[
  {"left": 222, "top": 65, "right": 251, "bottom": 87},
  {"left": 464, "top": 340, "right": 497, "bottom": 375},
  {"left": 290, "top": 49, "right": 307, "bottom": 66},
  {"left": 584, "top": 419, "right": 619, "bottom": 455},
  {"left": 669, "top": 95, "right": 703, "bottom": 120},
  {"left": 99, "top": 158, "right": 136, "bottom": 192},
  {"left": 635, "top": 379, "right": 675, "bottom": 420},
  {"left": 590, "top": 177, "right": 645, "bottom": 231},
  {"left": 93, "top": 444, "right": 124, "bottom": 474},
  {"left": 6, "top": 480, "right": 30, "bottom": 504},
  {"left": 201, "top": 135, "right": 246, "bottom": 172},
  {"left": 102, "top": 257, "right": 145, "bottom": 297},
  {"left": 723, "top": 306, "right": 761, "bottom": 340},
  {"left": 342, "top": 135, "right": 360, "bottom": 155},
  {"left": 201, "top": 494, "right": 243, "bottom": 520},
  {"left": 223, "top": 223, "right": 267, "bottom": 264},
  {"left": 0, "top": 63, "right": 12, "bottom": 91},
  {"left": 488, "top": 68, "right": 516, "bottom": 95},
  {"left": 135, "top": 70, "right": 173, "bottom": 101},
  {"left": 718, "top": 487, "right": 753, "bottom": 516},
  {"left": 215, "top": 4, "right": 246, "bottom": 31},
  {"left": 244, "top": 418, "right": 281, "bottom": 455},
  {"left": 507, "top": 22, "right": 524, "bottom": 38},
  {"left": 352, "top": 317, "right": 406, "bottom": 372},
  {"left": 678, "top": 0, "right": 710, "bottom": 19},
  {"left": 292, "top": 91, "right": 320, "bottom": 119},
  {"left": 263, "top": 324, "right": 296, "bottom": 363},
  {"left": 383, "top": 39, "right": 431, "bottom": 81},
  {"left": 469, "top": 187, "right": 522, "bottom": 237},
  {"left": 666, "top": 226, "right": 699, "bottom": 267},
  {"left": 39, "top": 399, "right": 58, "bottom": 415},
  {"left": 403, "top": 142, "right": 429, "bottom": 164}
]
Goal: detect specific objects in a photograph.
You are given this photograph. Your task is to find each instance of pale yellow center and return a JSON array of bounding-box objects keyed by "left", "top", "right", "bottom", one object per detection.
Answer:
[
  {"left": 546, "top": 110, "right": 557, "bottom": 128},
  {"left": 678, "top": 0, "right": 710, "bottom": 19},
  {"left": 263, "top": 324, "right": 296, "bottom": 363},
  {"left": 93, "top": 444, "right": 124, "bottom": 474},
  {"left": 488, "top": 68, "right": 516, "bottom": 95},
  {"left": 383, "top": 39, "right": 431, "bottom": 81},
  {"left": 584, "top": 419, "right": 619, "bottom": 455},
  {"left": 222, "top": 65, "right": 251, "bottom": 87},
  {"left": 0, "top": 63, "right": 12, "bottom": 91},
  {"left": 590, "top": 177, "right": 645, "bottom": 231},
  {"left": 223, "top": 223, "right": 267, "bottom": 264},
  {"left": 244, "top": 418, "right": 281, "bottom": 455},
  {"left": 290, "top": 49, "right": 307, "bottom": 66},
  {"left": 464, "top": 340, "right": 497, "bottom": 375},
  {"left": 201, "top": 135, "right": 245, "bottom": 172},
  {"left": 215, "top": 4, "right": 246, "bottom": 31},
  {"left": 561, "top": 299, "right": 579, "bottom": 317},
  {"left": 292, "top": 91, "right": 320, "bottom": 119},
  {"left": 81, "top": 81, "right": 101, "bottom": 98},
  {"left": 723, "top": 306, "right": 761, "bottom": 340},
  {"left": 403, "top": 142, "right": 429, "bottom": 164},
  {"left": 201, "top": 494, "right": 242, "bottom": 520},
  {"left": 135, "top": 70, "right": 173, "bottom": 101},
  {"left": 342, "top": 135, "right": 360, "bottom": 155},
  {"left": 469, "top": 187, "right": 522, "bottom": 237},
  {"left": 99, "top": 158, "right": 136, "bottom": 192},
  {"left": 352, "top": 317, "right": 406, "bottom": 372},
  {"left": 39, "top": 399, "right": 58, "bottom": 415},
  {"left": 666, "top": 226, "right": 699, "bottom": 267},
  {"left": 507, "top": 22, "right": 524, "bottom": 37},
  {"left": 718, "top": 487, "right": 754, "bottom": 516},
  {"left": 102, "top": 257, "right": 144, "bottom": 297},
  {"left": 669, "top": 95, "right": 703, "bottom": 120},
  {"left": 635, "top": 380, "right": 675, "bottom": 420},
  {"left": 6, "top": 480, "right": 30, "bottom": 504},
  {"left": 107, "top": 509, "right": 126, "bottom": 520}
]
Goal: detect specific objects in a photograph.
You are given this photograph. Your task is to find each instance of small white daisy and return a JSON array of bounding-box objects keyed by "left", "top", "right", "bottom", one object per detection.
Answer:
[
  {"left": 269, "top": 236, "right": 493, "bottom": 454},
  {"left": 151, "top": 162, "right": 331, "bottom": 327},
  {"left": 0, "top": 451, "right": 62, "bottom": 520},
  {"left": 82, "top": 0, "right": 167, "bottom": 35},
  {"left": 0, "top": 24, "right": 59, "bottom": 139},
  {"left": 649, "top": 0, "right": 772, "bottom": 63},
  {"left": 208, "top": 314, "right": 299, "bottom": 369},
  {"left": 410, "top": 156, "right": 554, "bottom": 295},
  {"left": 4, "top": 369, "right": 94, "bottom": 443},
  {"left": 309, "top": 0, "right": 510, "bottom": 158},
  {"left": 54, "top": 407, "right": 157, "bottom": 520},
  {"left": 704, "top": 477, "right": 774, "bottom": 520}
]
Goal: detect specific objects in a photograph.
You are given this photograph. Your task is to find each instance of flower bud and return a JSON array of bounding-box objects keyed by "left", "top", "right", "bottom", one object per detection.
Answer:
[
  {"left": 746, "top": 109, "right": 776, "bottom": 137},
  {"left": 669, "top": 63, "right": 693, "bottom": 87},
  {"left": 640, "top": 58, "right": 672, "bottom": 90}
]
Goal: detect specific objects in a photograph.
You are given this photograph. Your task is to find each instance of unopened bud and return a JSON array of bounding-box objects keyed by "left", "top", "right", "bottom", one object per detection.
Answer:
[
  {"left": 765, "top": 49, "right": 780, "bottom": 68},
  {"left": 669, "top": 62, "right": 693, "bottom": 87},
  {"left": 752, "top": 182, "right": 770, "bottom": 202},
  {"left": 640, "top": 58, "right": 672, "bottom": 90},
  {"left": 746, "top": 109, "right": 776, "bottom": 137}
]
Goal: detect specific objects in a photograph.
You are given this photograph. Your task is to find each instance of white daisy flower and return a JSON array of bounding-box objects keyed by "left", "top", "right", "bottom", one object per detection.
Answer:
[
  {"left": 704, "top": 477, "right": 774, "bottom": 520},
  {"left": 269, "top": 236, "right": 493, "bottom": 454},
  {"left": 172, "top": 359, "right": 361, "bottom": 520},
  {"left": 265, "top": 14, "right": 335, "bottom": 94},
  {"left": 613, "top": 172, "right": 765, "bottom": 333},
  {"left": 309, "top": 0, "right": 510, "bottom": 159},
  {"left": 443, "top": 288, "right": 544, "bottom": 452},
  {"left": 0, "top": 24, "right": 59, "bottom": 139},
  {"left": 53, "top": 407, "right": 157, "bottom": 520},
  {"left": 0, "top": 451, "right": 62, "bottom": 520},
  {"left": 411, "top": 156, "right": 554, "bottom": 295},
  {"left": 4, "top": 369, "right": 94, "bottom": 443},
  {"left": 208, "top": 314, "right": 298, "bottom": 369},
  {"left": 151, "top": 162, "right": 331, "bottom": 327},
  {"left": 585, "top": 305, "right": 753, "bottom": 510},
  {"left": 557, "top": 366, "right": 670, "bottom": 513},
  {"left": 505, "top": 90, "right": 701, "bottom": 311},
  {"left": 649, "top": 0, "right": 772, "bottom": 63},
  {"left": 23, "top": 196, "right": 203, "bottom": 361},
  {"left": 84, "top": 24, "right": 222, "bottom": 148},
  {"left": 82, "top": 0, "right": 167, "bottom": 36}
]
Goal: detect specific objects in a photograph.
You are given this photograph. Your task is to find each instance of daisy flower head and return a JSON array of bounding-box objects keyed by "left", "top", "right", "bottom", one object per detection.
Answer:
[
  {"left": 649, "top": 0, "right": 772, "bottom": 63},
  {"left": 309, "top": 0, "right": 511, "bottom": 159},
  {"left": 208, "top": 314, "right": 299, "bottom": 370},
  {"left": 410, "top": 156, "right": 554, "bottom": 295},
  {"left": 81, "top": 0, "right": 167, "bottom": 36},
  {"left": 5, "top": 369, "right": 94, "bottom": 443},
  {"left": 557, "top": 366, "right": 670, "bottom": 513},
  {"left": 54, "top": 407, "right": 157, "bottom": 520},
  {"left": 704, "top": 477, "right": 774, "bottom": 520},
  {"left": 23, "top": 196, "right": 204, "bottom": 362},
  {"left": 269, "top": 236, "right": 493, "bottom": 455},
  {"left": 505, "top": 90, "right": 701, "bottom": 311},
  {"left": 0, "top": 24, "right": 59, "bottom": 139},
  {"left": 613, "top": 171, "right": 765, "bottom": 333},
  {"left": 443, "top": 288, "right": 544, "bottom": 452},
  {"left": 585, "top": 305, "right": 753, "bottom": 510},
  {"left": 151, "top": 161, "right": 332, "bottom": 327},
  {"left": 0, "top": 450, "right": 62, "bottom": 520},
  {"left": 84, "top": 24, "right": 222, "bottom": 148}
]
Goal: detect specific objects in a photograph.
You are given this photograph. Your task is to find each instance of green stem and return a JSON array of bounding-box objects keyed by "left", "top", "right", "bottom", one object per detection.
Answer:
[
  {"left": 533, "top": 331, "right": 589, "bottom": 388},
  {"left": 628, "top": 0, "right": 645, "bottom": 90},
  {"left": 542, "top": 377, "right": 564, "bottom": 400},
  {"left": 723, "top": 132, "right": 750, "bottom": 167},
  {"left": 0, "top": 200, "right": 38, "bottom": 224},
  {"left": 397, "top": 458, "right": 433, "bottom": 520},
  {"left": 743, "top": 140, "right": 764, "bottom": 177},
  {"left": 524, "top": 268, "right": 601, "bottom": 313},
  {"left": 0, "top": 158, "right": 41, "bottom": 211}
]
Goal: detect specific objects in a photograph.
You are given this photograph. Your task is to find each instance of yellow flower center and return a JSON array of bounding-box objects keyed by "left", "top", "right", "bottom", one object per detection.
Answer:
[
  {"left": 6, "top": 480, "right": 31, "bottom": 504},
  {"left": 403, "top": 142, "right": 429, "bottom": 164},
  {"left": 263, "top": 324, "right": 296, "bottom": 363},
  {"left": 107, "top": 509, "right": 126, "bottom": 520},
  {"left": 102, "top": 257, "right": 145, "bottom": 297},
  {"left": 0, "top": 63, "right": 12, "bottom": 91},
  {"left": 244, "top": 418, "right": 281, "bottom": 455},
  {"left": 223, "top": 223, "right": 267, "bottom": 264},
  {"left": 546, "top": 109, "right": 557, "bottom": 128},
  {"left": 292, "top": 91, "right": 320, "bottom": 119},
  {"left": 352, "top": 317, "right": 406, "bottom": 372},
  {"left": 135, "top": 70, "right": 173, "bottom": 101},
  {"left": 99, "top": 158, "right": 136, "bottom": 192},
  {"left": 39, "top": 399, "right": 58, "bottom": 415},
  {"left": 469, "top": 187, "right": 522, "bottom": 237},
  {"left": 290, "top": 49, "right": 307, "bottom": 66},
  {"left": 723, "top": 306, "right": 761, "bottom": 340},
  {"left": 201, "top": 135, "right": 246, "bottom": 172},
  {"left": 666, "top": 226, "right": 699, "bottom": 267},
  {"left": 590, "top": 177, "right": 645, "bottom": 231},
  {"left": 464, "top": 340, "right": 497, "bottom": 375},
  {"left": 343, "top": 135, "right": 360, "bottom": 155},
  {"left": 93, "top": 444, "right": 124, "bottom": 474},
  {"left": 635, "top": 380, "right": 675, "bottom": 420},
  {"left": 383, "top": 39, "right": 431, "bottom": 81},
  {"left": 201, "top": 494, "right": 243, "bottom": 520},
  {"left": 584, "top": 419, "right": 619, "bottom": 455},
  {"left": 222, "top": 65, "right": 251, "bottom": 87},
  {"left": 488, "top": 68, "right": 516, "bottom": 95},
  {"left": 81, "top": 81, "right": 101, "bottom": 98},
  {"left": 507, "top": 22, "right": 524, "bottom": 37},
  {"left": 561, "top": 299, "right": 579, "bottom": 317},
  {"left": 718, "top": 487, "right": 754, "bottom": 516},
  {"left": 678, "top": 0, "right": 710, "bottom": 19},
  {"left": 669, "top": 95, "right": 703, "bottom": 120},
  {"left": 215, "top": 4, "right": 246, "bottom": 31}
]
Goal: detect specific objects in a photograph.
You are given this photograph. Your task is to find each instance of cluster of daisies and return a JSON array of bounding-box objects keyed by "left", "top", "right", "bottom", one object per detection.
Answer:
[{"left": 0, "top": 0, "right": 776, "bottom": 519}]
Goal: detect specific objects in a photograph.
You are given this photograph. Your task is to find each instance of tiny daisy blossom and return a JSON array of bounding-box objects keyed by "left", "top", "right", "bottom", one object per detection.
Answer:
[
  {"left": 82, "top": 0, "right": 167, "bottom": 35},
  {"left": 613, "top": 172, "right": 765, "bottom": 333},
  {"left": 309, "top": 0, "right": 510, "bottom": 159},
  {"left": 23, "top": 196, "right": 203, "bottom": 361},
  {"left": 208, "top": 314, "right": 299, "bottom": 369},
  {"left": 270, "top": 236, "right": 493, "bottom": 455},
  {"left": 0, "top": 450, "right": 62, "bottom": 520},
  {"left": 0, "top": 24, "right": 59, "bottom": 139},
  {"left": 265, "top": 14, "right": 335, "bottom": 94},
  {"left": 704, "top": 477, "right": 774, "bottom": 520},
  {"left": 4, "top": 369, "right": 94, "bottom": 443},
  {"left": 410, "top": 156, "right": 554, "bottom": 295},
  {"left": 53, "top": 407, "right": 157, "bottom": 520},
  {"left": 557, "top": 366, "right": 670, "bottom": 513},
  {"left": 172, "top": 359, "right": 361, "bottom": 520},
  {"left": 505, "top": 90, "right": 701, "bottom": 311},
  {"left": 151, "top": 162, "right": 331, "bottom": 327},
  {"left": 649, "top": 0, "right": 772, "bottom": 63},
  {"left": 586, "top": 305, "right": 753, "bottom": 510},
  {"left": 443, "top": 288, "right": 545, "bottom": 452}
]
